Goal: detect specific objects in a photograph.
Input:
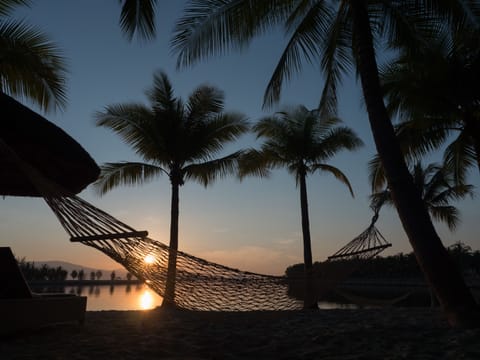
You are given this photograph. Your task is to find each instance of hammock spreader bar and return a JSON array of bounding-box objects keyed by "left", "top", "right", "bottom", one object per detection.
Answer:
[{"left": 70, "top": 231, "right": 149, "bottom": 242}]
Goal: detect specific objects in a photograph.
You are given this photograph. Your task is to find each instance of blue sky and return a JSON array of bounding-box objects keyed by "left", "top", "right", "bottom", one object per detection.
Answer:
[{"left": 1, "top": 1, "right": 478, "bottom": 275}]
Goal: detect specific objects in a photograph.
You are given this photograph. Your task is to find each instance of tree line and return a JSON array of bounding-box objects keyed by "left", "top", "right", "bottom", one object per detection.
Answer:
[
  {"left": 286, "top": 242, "right": 480, "bottom": 280},
  {"left": 17, "top": 259, "right": 133, "bottom": 282}
]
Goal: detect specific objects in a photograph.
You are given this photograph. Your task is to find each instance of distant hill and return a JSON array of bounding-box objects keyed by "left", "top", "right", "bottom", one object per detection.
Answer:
[{"left": 33, "top": 260, "right": 129, "bottom": 280}]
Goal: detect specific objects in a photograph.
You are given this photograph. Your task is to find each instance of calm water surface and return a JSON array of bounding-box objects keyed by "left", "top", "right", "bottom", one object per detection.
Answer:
[
  {"left": 33, "top": 284, "right": 164, "bottom": 311},
  {"left": 32, "top": 284, "right": 356, "bottom": 311}
]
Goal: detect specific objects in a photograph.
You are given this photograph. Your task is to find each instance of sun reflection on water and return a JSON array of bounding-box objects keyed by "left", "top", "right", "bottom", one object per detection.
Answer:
[{"left": 139, "top": 289, "right": 156, "bottom": 310}]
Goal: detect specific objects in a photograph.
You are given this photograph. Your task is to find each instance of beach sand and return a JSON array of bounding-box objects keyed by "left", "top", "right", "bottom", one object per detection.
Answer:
[{"left": 1, "top": 307, "right": 479, "bottom": 359}]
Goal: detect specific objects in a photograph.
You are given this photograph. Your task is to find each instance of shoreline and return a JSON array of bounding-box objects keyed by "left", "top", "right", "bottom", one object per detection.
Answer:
[
  {"left": 1, "top": 307, "right": 479, "bottom": 359},
  {"left": 28, "top": 279, "right": 143, "bottom": 287}
]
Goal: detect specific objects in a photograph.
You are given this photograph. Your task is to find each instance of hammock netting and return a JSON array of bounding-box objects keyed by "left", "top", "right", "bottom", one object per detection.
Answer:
[{"left": 44, "top": 195, "right": 391, "bottom": 311}]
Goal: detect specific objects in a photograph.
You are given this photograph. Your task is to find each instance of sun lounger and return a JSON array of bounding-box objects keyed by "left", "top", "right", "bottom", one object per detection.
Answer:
[{"left": 0, "top": 247, "right": 87, "bottom": 335}]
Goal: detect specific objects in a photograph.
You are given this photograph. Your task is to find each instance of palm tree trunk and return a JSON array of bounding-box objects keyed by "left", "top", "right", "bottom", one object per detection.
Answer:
[
  {"left": 162, "top": 180, "right": 180, "bottom": 308},
  {"left": 350, "top": 0, "right": 479, "bottom": 327},
  {"left": 299, "top": 169, "right": 317, "bottom": 309}
]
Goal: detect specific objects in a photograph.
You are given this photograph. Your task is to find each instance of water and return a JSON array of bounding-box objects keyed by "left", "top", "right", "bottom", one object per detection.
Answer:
[
  {"left": 33, "top": 284, "right": 164, "bottom": 311},
  {"left": 31, "top": 284, "right": 358, "bottom": 311}
]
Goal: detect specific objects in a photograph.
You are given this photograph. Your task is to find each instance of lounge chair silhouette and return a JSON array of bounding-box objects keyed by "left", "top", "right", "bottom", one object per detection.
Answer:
[{"left": 0, "top": 247, "right": 87, "bottom": 335}]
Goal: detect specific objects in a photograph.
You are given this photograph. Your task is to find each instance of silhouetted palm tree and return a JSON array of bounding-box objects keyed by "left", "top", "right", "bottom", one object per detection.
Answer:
[
  {"left": 95, "top": 270, "right": 102, "bottom": 280},
  {"left": 94, "top": 70, "right": 249, "bottom": 307},
  {"left": 381, "top": 29, "right": 480, "bottom": 183},
  {"left": 370, "top": 162, "right": 475, "bottom": 231},
  {"left": 77, "top": 269, "right": 85, "bottom": 281},
  {"left": 239, "top": 105, "right": 362, "bottom": 308},
  {"left": 70, "top": 269, "right": 78, "bottom": 280},
  {"left": 171, "top": 1, "right": 480, "bottom": 326},
  {"left": 0, "top": 0, "right": 67, "bottom": 111}
]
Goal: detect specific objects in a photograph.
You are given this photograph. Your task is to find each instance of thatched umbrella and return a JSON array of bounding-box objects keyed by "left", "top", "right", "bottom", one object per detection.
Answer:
[{"left": 0, "top": 92, "right": 100, "bottom": 197}]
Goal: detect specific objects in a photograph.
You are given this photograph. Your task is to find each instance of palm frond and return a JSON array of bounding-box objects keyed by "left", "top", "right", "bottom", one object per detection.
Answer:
[
  {"left": 253, "top": 114, "right": 290, "bottom": 139},
  {"left": 310, "top": 163, "right": 354, "bottom": 197},
  {"left": 429, "top": 205, "right": 460, "bottom": 231},
  {"left": 186, "top": 85, "right": 225, "bottom": 121},
  {"left": 238, "top": 148, "right": 286, "bottom": 180},
  {"left": 394, "top": 119, "right": 451, "bottom": 161},
  {"left": 94, "top": 162, "right": 164, "bottom": 195},
  {"left": 0, "top": 0, "right": 30, "bottom": 17},
  {"left": 0, "top": 20, "right": 68, "bottom": 112},
  {"left": 375, "top": 1, "right": 438, "bottom": 52},
  {"left": 119, "top": 0, "right": 157, "bottom": 41},
  {"left": 145, "top": 70, "right": 177, "bottom": 112},
  {"left": 318, "top": 2, "right": 352, "bottom": 117},
  {"left": 172, "top": 0, "right": 295, "bottom": 68},
  {"left": 312, "top": 126, "right": 364, "bottom": 161},
  {"left": 183, "top": 150, "right": 244, "bottom": 187},
  {"left": 95, "top": 103, "right": 166, "bottom": 162},
  {"left": 183, "top": 112, "right": 249, "bottom": 163},
  {"left": 263, "top": 2, "right": 332, "bottom": 107},
  {"left": 443, "top": 131, "right": 477, "bottom": 184}
]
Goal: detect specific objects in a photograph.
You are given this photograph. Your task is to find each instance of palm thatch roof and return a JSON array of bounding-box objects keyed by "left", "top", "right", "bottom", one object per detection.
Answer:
[{"left": 0, "top": 92, "right": 100, "bottom": 197}]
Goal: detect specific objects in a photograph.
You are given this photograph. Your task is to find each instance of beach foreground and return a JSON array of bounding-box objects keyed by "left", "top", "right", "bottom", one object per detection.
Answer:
[{"left": 1, "top": 307, "right": 479, "bottom": 359}]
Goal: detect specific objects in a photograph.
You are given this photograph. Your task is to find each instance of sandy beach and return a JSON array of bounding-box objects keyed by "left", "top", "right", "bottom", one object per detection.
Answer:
[{"left": 1, "top": 307, "right": 479, "bottom": 359}]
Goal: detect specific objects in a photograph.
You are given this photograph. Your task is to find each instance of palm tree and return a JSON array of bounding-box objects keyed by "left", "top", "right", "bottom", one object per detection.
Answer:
[
  {"left": 239, "top": 105, "right": 362, "bottom": 308},
  {"left": 77, "top": 269, "right": 85, "bottom": 281},
  {"left": 370, "top": 162, "right": 475, "bottom": 231},
  {"left": 381, "top": 29, "right": 480, "bottom": 184},
  {"left": 95, "top": 270, "right": 102, "bottom": 280},
  {"left": 94, "top": 70, "right": 249, "bottom": 307},
  {"left": 171, "top": 1, "right": 480, "bottom": 326},
  {"left": 70, "top": 269, "right": 78, "bottom": 280},
  {"left": 0, "top": 0, "right": 67, "bottom": 111}
]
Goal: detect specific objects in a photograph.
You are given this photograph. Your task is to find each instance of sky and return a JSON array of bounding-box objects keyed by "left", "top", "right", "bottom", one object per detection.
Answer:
[{"left": 1, "top": 1, "right": 478, "bottom": 275}]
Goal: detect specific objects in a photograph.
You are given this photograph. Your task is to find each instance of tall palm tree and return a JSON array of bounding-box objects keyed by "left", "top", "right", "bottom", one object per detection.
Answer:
[
  {"left": 381, "top": 29, "right": 480, "bottom": 184},
  {"left": 0, "top": 0, "right": 67, "bottom": 111},
  {"left": 239, "top": 105, "right": 363, "bottom": 308},
  {"left": 370, "top": 162, "right": 475, "bottom": 231},
  {"left": 94, "top": 70, "right": 249, "bottom": 307},
  {"left": 171, "top": 1, "right": 480, "bottom": 326}
]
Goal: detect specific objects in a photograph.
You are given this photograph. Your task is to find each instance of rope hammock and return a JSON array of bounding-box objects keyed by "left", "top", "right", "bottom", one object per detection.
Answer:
[{"left": 1, "top": 139, "right": 392, "bottom": 311}]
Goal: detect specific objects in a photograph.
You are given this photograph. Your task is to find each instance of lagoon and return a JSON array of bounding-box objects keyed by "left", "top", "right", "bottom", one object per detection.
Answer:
[
  {"left": 31, "top": 283, "right": 164, "bottom": 311},
  {"left": 30, "top": 283, "right": 361, "bottom": 311}
]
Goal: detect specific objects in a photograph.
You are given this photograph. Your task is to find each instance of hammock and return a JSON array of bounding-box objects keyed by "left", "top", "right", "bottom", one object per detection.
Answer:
[
  {"left": 1, "top": 138, "right": 392, "bottom": 311},
  {"left": 44, "top": 194, "right": 390, "bottom": 310}
]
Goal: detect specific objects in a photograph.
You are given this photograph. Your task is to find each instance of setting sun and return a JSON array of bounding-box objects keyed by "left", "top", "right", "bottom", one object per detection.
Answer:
[{"left": 144, "top": 254, "right": 156, "bottom": 264}]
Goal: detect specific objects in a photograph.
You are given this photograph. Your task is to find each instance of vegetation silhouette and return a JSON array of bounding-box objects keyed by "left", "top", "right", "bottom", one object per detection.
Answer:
[
  {"left": 117, "top": 0, "right": 157, "bottom": 42},
  {"left": 171, "top": 0, "right": 480, "bottom": 327},
  {"left": 286, "top": 241, "right": 480, "bottom": 307},
  {"left": 0, "top": 0, "right": 67, "bottom": 111},
  {"left": 381, "top": 29, "right": 480, "bottom": 182},
  {"left": 93, "top": 70, "right": 249, "bottom": 308},
  {"left": 369, "top": 161, "right": 475, "bottom": 231}
]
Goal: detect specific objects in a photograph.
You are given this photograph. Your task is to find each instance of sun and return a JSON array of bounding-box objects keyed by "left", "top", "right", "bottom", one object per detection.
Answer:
[{"left": 144, "top": 254, "right": 156, "bottom": 264}]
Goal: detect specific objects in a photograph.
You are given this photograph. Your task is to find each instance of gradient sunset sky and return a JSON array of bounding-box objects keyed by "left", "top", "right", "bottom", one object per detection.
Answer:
[{"left": 2, "top": 1, "right": 478, "bottom": 275}]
